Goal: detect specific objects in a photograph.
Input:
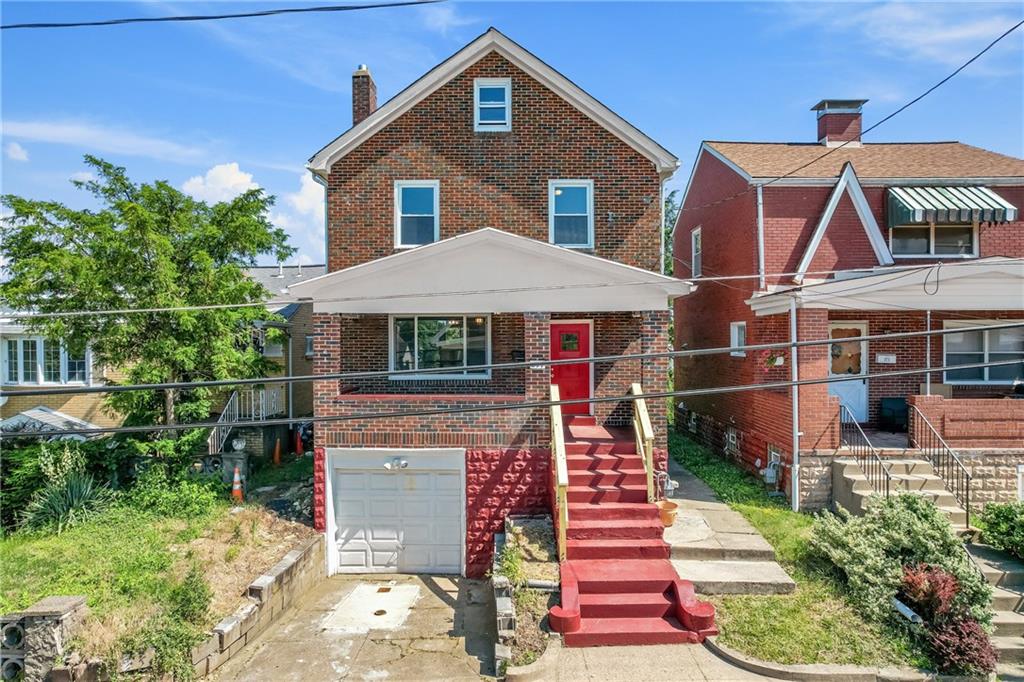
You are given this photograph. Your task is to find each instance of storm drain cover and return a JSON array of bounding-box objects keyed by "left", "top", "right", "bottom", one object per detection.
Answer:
[{"left": 374, "top": 609, "right": 386, "bottom": 616}]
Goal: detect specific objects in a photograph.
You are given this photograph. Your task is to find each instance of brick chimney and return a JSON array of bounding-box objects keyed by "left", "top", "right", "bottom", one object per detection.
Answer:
[
  {"left": 811, "top": 99, "right": 868, "bottom": 146},
  {"left": 352, "top": 64, "right": 377, "bottom": 126}
]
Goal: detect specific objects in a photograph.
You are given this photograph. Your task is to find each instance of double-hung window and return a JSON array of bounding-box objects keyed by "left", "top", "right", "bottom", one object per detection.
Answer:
[
  {"left": 394, "top": 180, "right": 439, "bottom": 248},
  {"left": 730, "top": 322, "right": 747, "bottom": 357},
  {"left": 691, "top": 227, "right": 702, "bottom": 277},
  {"left": 1, "top": 337, "right": 90, "bottom": 385},
  {"left": 474, "top": 78, "right": 511, "bottom": 132},
  {"left": 549, "top": 180, "right": 594, "bottom": 248},
  {"left": 944, "top": 321, "right": 1024, "bottom": 384},
  {"left": 305, "top": 334, "right": 315, "bottom": 358},
  {"left": 890, "top": 224, "right": 977, "bottom": 257},
  {"left": 391, "top": 315, "right": 490, "bottom": 379}
]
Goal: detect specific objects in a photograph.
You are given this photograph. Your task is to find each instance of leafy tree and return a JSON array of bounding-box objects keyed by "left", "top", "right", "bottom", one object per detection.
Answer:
[
  {"left": 1, "top": 156, "right": 293, "bottom": 429},
  {"left": 663, "top": 189, "right": 680, "bottom": 275}
]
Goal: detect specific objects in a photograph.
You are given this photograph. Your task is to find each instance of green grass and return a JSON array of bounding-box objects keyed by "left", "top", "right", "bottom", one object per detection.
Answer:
[
  {"left": 248, "top": 454, "right": 314, "bottom": 489},
  {"left": 670, "top": 432, "right": 926, "bottom": 668}
]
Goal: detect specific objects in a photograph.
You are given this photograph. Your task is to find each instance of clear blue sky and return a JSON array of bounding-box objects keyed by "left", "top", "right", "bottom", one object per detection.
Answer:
[{"left": 3, "top": 1, "right": 1022, "bottom": 265}]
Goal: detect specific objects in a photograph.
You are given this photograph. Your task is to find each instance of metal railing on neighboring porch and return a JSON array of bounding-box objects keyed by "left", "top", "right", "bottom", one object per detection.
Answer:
[
  {"left": 629, "top": 383, "right": 656, "bottom": 503},
  {"left": 206, "top": 386, "right": 286, "bottom": 455},
  {"left": 549, "top": 385, "right": 570, "bottom": 563},
  {"left": 839, "top": 404, "right": 892, "bottom": 498},
  {"left": 909, "top": 404, "right": 972, "bottom": 528}
]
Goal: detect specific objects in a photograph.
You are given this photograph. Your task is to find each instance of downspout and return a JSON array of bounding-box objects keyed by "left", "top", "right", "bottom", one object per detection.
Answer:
[
  {"left": 660, "top": 178, "right": 667, "bottom": 275},
  {"left": 925, "top": 310, "right": 932, "bottom": 395},
  {"left": 756, "top": 184, "right": 766, "bottom": 290},
  {"left": 790, "top": 296, "right": 800, "bottom": 512},
  {"left": 287, "top": 327, "right": 294, "bottom": 421}
]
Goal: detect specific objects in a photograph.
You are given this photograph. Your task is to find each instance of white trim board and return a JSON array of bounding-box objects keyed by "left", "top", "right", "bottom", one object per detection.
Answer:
[
  {"left": 307, "top": 28, "right": 678, "bottom": 177},
  {"left": 793, "top": 163, "right": 894, "bottom": 283}
]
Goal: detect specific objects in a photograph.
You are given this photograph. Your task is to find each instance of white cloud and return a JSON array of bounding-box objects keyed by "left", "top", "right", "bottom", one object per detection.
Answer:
[
  {"left": 4, "top": 141, "right": 28, "bottom": 162},
  {"left": 182, "top": 162, "right": 259, "bottom": 203},
  {"left": 3, "top": 119, "right": 204, "bottom": 163},
  {"left": 270, "top": 172, "right": 325, "bottom": 263},
  {"left": 69, "top": 171, "right": 96, "bottom": 183},
  {"left": 419, "top": 4, "right": 477, "bottom": 36}
]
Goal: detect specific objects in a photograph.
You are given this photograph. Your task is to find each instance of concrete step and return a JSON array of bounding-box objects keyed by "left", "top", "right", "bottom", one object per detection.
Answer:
[
  {"left": 994, "top": 611, "right": 1024, "bottom": 637},
  {"left": 568, "top": 468, "right": 648, "bottom": 488},
  {"left": 671, "top": 559, "right": 796, "bottom": 595},
  {"left": 667, "top": 532, "right": 777, "bottom": 562},
  {"left": 571, "top": 559, "right": 678, "bottom": 594},
  {"left": 566, "top": 453, "right": 644, "bottom": 472},
  {"left": 566, "top": 538, "right": 670, "bottom": 561},
  {"left": 564, "top": 615, "right": 692, "bottom": 647},
  {"left": 578, "top": 590, "right": 674, "bottom": 619},
  {"left": 833, "top": 458, "right": 936, "bottom": 477},
  {"left": 568, "top": 502, "right": 658, "bottom": 521},
  {"left": 567, "top": 484, "right": 647, "bottom": 504},
  {"left": 993, "top": 636, "right": 1024, "bottom": 664},
  {"left": 969, "top": 544, "right": 1024, "bottom": 587},
  {"left": 993, "top": 586, "right": 1024, "bottom": 612},
  {"left": 567, "top": 517, "right": 664, "bottom": 541}
]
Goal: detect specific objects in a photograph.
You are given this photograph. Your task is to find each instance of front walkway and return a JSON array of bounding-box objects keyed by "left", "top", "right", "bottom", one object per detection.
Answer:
[
  {"left": 555, "top": 641, "right": 770, "bottom": 680},
  {"left": 211, "top": 575, "right": 495, "bottom": 681}
]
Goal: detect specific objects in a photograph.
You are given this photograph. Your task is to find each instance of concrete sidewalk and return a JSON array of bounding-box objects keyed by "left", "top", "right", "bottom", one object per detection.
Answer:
[{"left": 555, "top": 642, "right": 770, "bottom": 680}]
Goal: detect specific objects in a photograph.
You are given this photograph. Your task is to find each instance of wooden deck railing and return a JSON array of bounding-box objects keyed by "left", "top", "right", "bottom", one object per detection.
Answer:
[
  {"left": 630, "top": 383, "right": 656, "bottom": 503},
  {"left": 550, "top": 385, "right": 569, "bottom": 562}
]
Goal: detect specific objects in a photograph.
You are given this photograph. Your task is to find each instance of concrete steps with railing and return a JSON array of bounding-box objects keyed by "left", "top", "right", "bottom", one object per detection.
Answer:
[
  {"left": 967, "top": 544, "right": 1024, "bottom": 674},
  {"left": 831, "top": 458, "right": 968, "bottom": 527}
]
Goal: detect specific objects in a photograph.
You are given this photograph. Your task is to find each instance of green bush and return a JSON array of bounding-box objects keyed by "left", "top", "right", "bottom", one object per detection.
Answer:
[
  {"left": 980, "top": 501, "right": 1024, "bottom": 560},
  {"left": 1, "top": 442, "right": 46, "bottom": 530},
  {"left": 21, "top": 472, "right": 116, "bottom": 534},
  {"left": 125, "top": 465, "right": 223, "bottom": 518},
  {"left": 809, "top": 495, "right": 991, "bottom": 626}
]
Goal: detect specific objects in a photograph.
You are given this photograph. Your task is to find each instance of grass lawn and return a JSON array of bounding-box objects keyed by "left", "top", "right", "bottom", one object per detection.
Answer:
[{"left": 670, "top": 432, "right": 926, "bottom": 668}]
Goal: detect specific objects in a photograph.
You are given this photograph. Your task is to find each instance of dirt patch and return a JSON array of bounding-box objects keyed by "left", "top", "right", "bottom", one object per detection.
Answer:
[
  {"left": 179, "top": 506, "right": 317, "bottom": 618},
  {"left": 507, "top": 516, "right": 558, "bottom": 583},
  {"left": 511, "top": 588, "right": 555, "bottom": 667}
]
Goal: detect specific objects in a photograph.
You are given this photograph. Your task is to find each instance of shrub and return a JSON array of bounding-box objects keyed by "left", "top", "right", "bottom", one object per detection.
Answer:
[
  {"left": 980, "top": 501, "right": 1024, "bottom": 560},
  {"left": 927, "top": 618, "right": 997, "bottom": 675},
  {"left": 810, "top": 495, "right": 991, "bottom": 626},
  {"left": 21, "top": 472, "right": 116, "bottom": 534},
  {"left": 899, "top": 564, "right": 959, "bottom": 624},
  {"left": 168, "top": 564, "right": 211, "bottom": 625},
  {"left": 126, "top": 466, "right": 222, "bottom": 518}
]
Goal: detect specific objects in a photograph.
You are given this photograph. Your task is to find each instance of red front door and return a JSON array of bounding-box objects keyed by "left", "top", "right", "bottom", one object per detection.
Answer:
[{"left": 550, "top": 322, "right": 592, "bottom": 415}]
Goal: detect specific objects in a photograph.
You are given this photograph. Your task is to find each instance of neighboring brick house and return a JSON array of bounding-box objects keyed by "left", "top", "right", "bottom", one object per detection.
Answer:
[
  {"left": 290, "top": 28, "right": 688, "bottom": 578},
  {"left": 673, "top": 99, "right": 1024, "bottom": 512}
]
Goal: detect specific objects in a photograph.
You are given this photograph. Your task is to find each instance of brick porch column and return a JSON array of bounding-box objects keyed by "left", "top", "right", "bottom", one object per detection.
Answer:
[
  {"left": 523, "top": 312, "right": 551, "bottom": 438},
  {"left": 641, "top": 310, "right": 671, "bottom": 452},
  {"left": 796, "top": 308, "right": 836, "bottom": 450},
  {"left": 312, "top": 312, "right": 340, "bottom": 449}
]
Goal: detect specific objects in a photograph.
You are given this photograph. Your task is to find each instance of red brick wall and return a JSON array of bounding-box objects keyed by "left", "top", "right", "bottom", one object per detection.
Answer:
[
  {"left": 465, "top": 448, "right": 550, "bottom": 577},
  {"left": 817, "top": 113, "right": 861, "bottom": 143},
  {"left": 325, "top": 51, "right": 662, "bottom": 273},
  {"left": 805, "top": 192, "right": 881, "bottom": 274},
  {"left": 910, "top": 395, "right": 1024, "bottom": 448}
]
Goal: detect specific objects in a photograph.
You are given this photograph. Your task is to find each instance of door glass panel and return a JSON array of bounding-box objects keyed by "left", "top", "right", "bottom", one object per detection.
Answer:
[
  {"left": 560, "top": 332, "right": 579, "bottom": 351},
  {"left": 830, "top": 328, "right": 863, "bottom": 376}
]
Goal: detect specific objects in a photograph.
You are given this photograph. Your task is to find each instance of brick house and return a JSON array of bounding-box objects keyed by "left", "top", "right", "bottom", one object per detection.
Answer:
[
  {"left": 291, "top": 29, "right": 691, "bottom": 583},
  {"left": 673, "top": 99, "right": 1024, "bottom": 515}
]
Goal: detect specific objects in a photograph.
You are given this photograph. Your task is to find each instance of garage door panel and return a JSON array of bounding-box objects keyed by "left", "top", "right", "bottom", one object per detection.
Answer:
[
  {"left": 434, "top": 498, "right": 461, "bottom": 518},
  {"left": 336, "top": 499, "right": 368, "bottom": 518},
  {"left": 401, "top": 499, "right": 431, "bottom": 517},
  {"left": 402, "top": 471, "right": 432, "bottom": 491},
  {"left": 403, "top": 522, "right": 433, "bottom": 544},
  {"left": 370, "top": 473, "right": 399, "bottom": 490},
  {"left": 434, "top": 472, "right": 461, "bottom": 491},
  {"left": 336, "top": 472, "right": 367, "bottom": 490},
  {"left": 435, "top": 546, "right": 461, "bottom": 570},
  {"left": 369, "top": 498, "right": 400, "bottom": 516}
]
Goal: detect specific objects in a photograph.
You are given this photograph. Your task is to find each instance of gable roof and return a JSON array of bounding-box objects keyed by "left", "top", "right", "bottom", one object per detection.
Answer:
[
  {"left": 287, "top": 228, "right": 691, "bottom": 313},
  {"left": 307, "top": 28, "right": 678, "bottom": 177},
  {"left": 793, "top": 163, "right": 894, "bottom": 283},
  {"left": 704, "top": 141, "right": 1024, "bottom": 182}
]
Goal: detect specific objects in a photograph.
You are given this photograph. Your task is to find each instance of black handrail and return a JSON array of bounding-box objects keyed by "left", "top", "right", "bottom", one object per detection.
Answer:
[
  {"left": 839, "top": 405, "right": 891, "bottom": 498},
  {"left": 909, "top": 405, "right": 972, "bottom": 528}
]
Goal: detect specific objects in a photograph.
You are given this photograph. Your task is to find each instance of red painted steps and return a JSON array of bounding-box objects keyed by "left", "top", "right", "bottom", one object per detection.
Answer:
[
  {"left": 566, "top": 538, "right": 670, "bottom": 560},
  {"left": 566, "top": 453, "right": 643, "bottom": 471},
  {"left": 565, "top": 615, "right": 698, "bottom": 647},
  {"left": 579, "top": 590, "right": 674, "bottom": 619},
  {"left": 568, "top": 468, "right": 648, "bottom": 487},
  {"left": 568, "top": 501, "right": 659, "bottom": 521},
  {"left": 567, "top": 517, "right": 664, "bottom": 540},
  {"left": 567, "top": 484, "right": 647, "bottom": 504}
]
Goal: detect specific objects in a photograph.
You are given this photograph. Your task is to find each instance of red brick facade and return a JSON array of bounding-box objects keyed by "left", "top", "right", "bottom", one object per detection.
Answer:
[
  {"left": 910, "top": 395, "right": 1024, "bottom": 449},
  {"left": 817, "top": 113, "right": 861, "bottom": 143}
]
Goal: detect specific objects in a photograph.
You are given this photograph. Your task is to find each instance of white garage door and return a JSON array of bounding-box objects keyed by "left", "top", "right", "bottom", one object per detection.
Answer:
[{"left": 333, "top": 468, "right": 463, "bottom": 574}]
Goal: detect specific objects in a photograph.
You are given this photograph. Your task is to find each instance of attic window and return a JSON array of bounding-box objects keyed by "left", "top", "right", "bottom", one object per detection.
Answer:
[{"left": 474, "top": 78, "right": 511, "bottom": 132}]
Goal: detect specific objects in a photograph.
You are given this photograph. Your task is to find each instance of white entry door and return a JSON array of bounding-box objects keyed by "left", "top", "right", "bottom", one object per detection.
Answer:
[
  {"left": 333, "top": 467, "right": 463, "bottom": 574},
  {"left": 828, "top": 322, "right": 869, "bottom": 422}
]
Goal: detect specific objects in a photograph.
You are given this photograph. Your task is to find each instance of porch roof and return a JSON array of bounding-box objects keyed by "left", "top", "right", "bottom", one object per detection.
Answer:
[
  {"left": 746, "top": 257, "right": 1024, "bottom": 316},
  {"left": 287, "top": 228, "right": 691, "bottom": 314}
]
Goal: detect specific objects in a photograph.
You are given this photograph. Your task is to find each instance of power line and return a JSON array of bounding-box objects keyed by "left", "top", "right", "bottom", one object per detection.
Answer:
[
  {"left": 5, "top": 320, "right": 1022, "bottom": 398},
  {"left": 3, "top": 357, "right": 1018, "bottom": 440},
  {"left": 0, "top": 0, "right": 443, "bottom": 30},
  {"left": 672, "top": 17, "right": 1024, "bottom": 218}
]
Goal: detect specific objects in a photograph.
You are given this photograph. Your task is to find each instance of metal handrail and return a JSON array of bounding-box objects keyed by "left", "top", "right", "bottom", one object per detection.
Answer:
[
  {"left": 909, "top": 404, "right": 972, "bottom": 527},
  {"left": 630, "top": 383, "right": 656, "bottom": 503},
  {"left": 839, "top": 404, "right": 892, "bottom": 498},
  {"left": 549, "top": 385, "right": 570, "bottom": 562},
  {"left": 208, "top": 390, "right": 239, "bottom": 454}
]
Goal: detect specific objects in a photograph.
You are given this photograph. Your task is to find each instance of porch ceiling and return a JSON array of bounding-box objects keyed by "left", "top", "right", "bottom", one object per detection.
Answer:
[
  {"left": 287, "top": 229, "right": 691, "bottom": 314},
  {"left": 747, "top": 257, "right": 1024, "bottom": 316}
]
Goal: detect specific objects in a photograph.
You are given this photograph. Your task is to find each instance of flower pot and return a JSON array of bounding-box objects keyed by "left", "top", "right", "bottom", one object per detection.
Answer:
[{"left": 656, "top": 500, "right": 679, "bottom": 527}]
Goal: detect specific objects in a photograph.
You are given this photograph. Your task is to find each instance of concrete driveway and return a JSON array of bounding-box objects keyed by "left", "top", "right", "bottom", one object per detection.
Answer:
[{"left": 212, "top": 574, "right": 496, "bottom": 681}]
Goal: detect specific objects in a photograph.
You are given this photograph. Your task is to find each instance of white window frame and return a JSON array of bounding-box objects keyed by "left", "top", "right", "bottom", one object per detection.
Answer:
[
  {"left": 942, "top": 319, "right": 1023, "bottom": 385},
  {"left": 1, "top": 336, "right": 91, "bottom": 386},
  {"left": 725, "top": 426, "right": 738, "bottom": 453},
  {"left": 688, "top": 411, "right": 698, "bottom": 434},
  {"left": 394, "top": 180, "right": 440, "bottom": 249},
  {"left": 388, "top": 314, "right": 492, "bottom": 381},
  {"left": 548, "top": 179, "right": 594, "bottom": 249},
  {"left": 889, "top": 223, "right": 979, "bottom": 259},
  {"left": 730, "top": 322, "right": 747, "bottom": 357},
  {"left": 305, "top": 334, "right": 315, "bottom": 358},
  {"left": 691, "top": 227, "right": 702, "bottom": 277},
  {"left": 473, "top": 77, "right": 511, "bottom": 132}
]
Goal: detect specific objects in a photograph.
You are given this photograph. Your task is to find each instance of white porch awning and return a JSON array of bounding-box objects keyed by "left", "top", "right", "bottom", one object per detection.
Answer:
[
  {"left": 747, "top": 257, "right": 1024, "bottom": 316},
  {"left": 288, "top": 228, "right": 691, "bottom": 313}
]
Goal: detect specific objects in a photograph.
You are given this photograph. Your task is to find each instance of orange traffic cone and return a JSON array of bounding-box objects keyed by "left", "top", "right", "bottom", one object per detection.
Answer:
[
  {"left": 273, "top": 436, "right": 281, "bottom": 467},
  {"left": 231, "top": 465, "right": 244, "bottom": 504},
  {"left": 295, "top": 429, "right": 304, "bottom": 456}
]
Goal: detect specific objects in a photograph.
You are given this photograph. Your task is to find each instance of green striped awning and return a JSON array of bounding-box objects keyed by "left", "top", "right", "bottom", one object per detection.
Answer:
[{"left": 888, "top": 186, "right": 1018, "bottom": 225}]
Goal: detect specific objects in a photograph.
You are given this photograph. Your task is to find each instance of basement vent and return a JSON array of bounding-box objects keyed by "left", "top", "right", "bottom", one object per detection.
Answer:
[
  {"left": 725, "top": 427, "right": 739, "bottom": 454},
  {"left": 688, "top": 412, "right": 698, "bottom": 434}
]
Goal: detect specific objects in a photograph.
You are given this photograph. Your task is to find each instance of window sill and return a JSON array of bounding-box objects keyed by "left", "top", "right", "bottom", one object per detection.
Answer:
[
  {"left": 389, "top": 373, "right": 492, "bottom": 381},
  {"left": 730, "top": 352, "right": 746, "bottom": 357},
  {"left": 892, "top": 253, "right": 978, "bottom": 259},
  {"left": 474, "top": 127, "right": 512, "bottom": 133},
  {"left": 393, "top": 243, "right": 436, "bottom": 250}
]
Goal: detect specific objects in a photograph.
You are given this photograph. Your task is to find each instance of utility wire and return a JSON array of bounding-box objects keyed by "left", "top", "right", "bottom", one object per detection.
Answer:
[
  {"left": 3, "top": 357, "right": 1018, "bottom": 440},
  {"left": 0, "top": 0, "right": 443, "bottom": 30},
  {"left": 5, "top": 320, "right": 1022, "bottom": 399}
]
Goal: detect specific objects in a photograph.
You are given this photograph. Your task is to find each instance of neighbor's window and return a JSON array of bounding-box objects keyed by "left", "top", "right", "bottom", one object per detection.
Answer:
[
  {"left": 1, "top": 337, "right": 90, "bottom": 385},
  {"left": 394, "top": 180, "right": 439, "bottom": 248},
  {"left": 891, "top": 224, "right": 976, "bottom": 257},
  {"left": 474, "top": 78, "right": 511, "bottom": 132},
  {"left": 944, "top": 322, "right": 1023, "bottom": 384},
  {"left": 691, "top": 227, "right": 702, "bottom": 277},
  {"left": 730, "top": 322, "right": 747, "bottom": 357},
  {"left": 549, "top": 180, "right": 594, "bottom": 248},
  {"left": 305, "top": 334, "right": 315, "bottom": 357},
  {"left": 391, "top": 315, "right": 490, "bottom": 379}
]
